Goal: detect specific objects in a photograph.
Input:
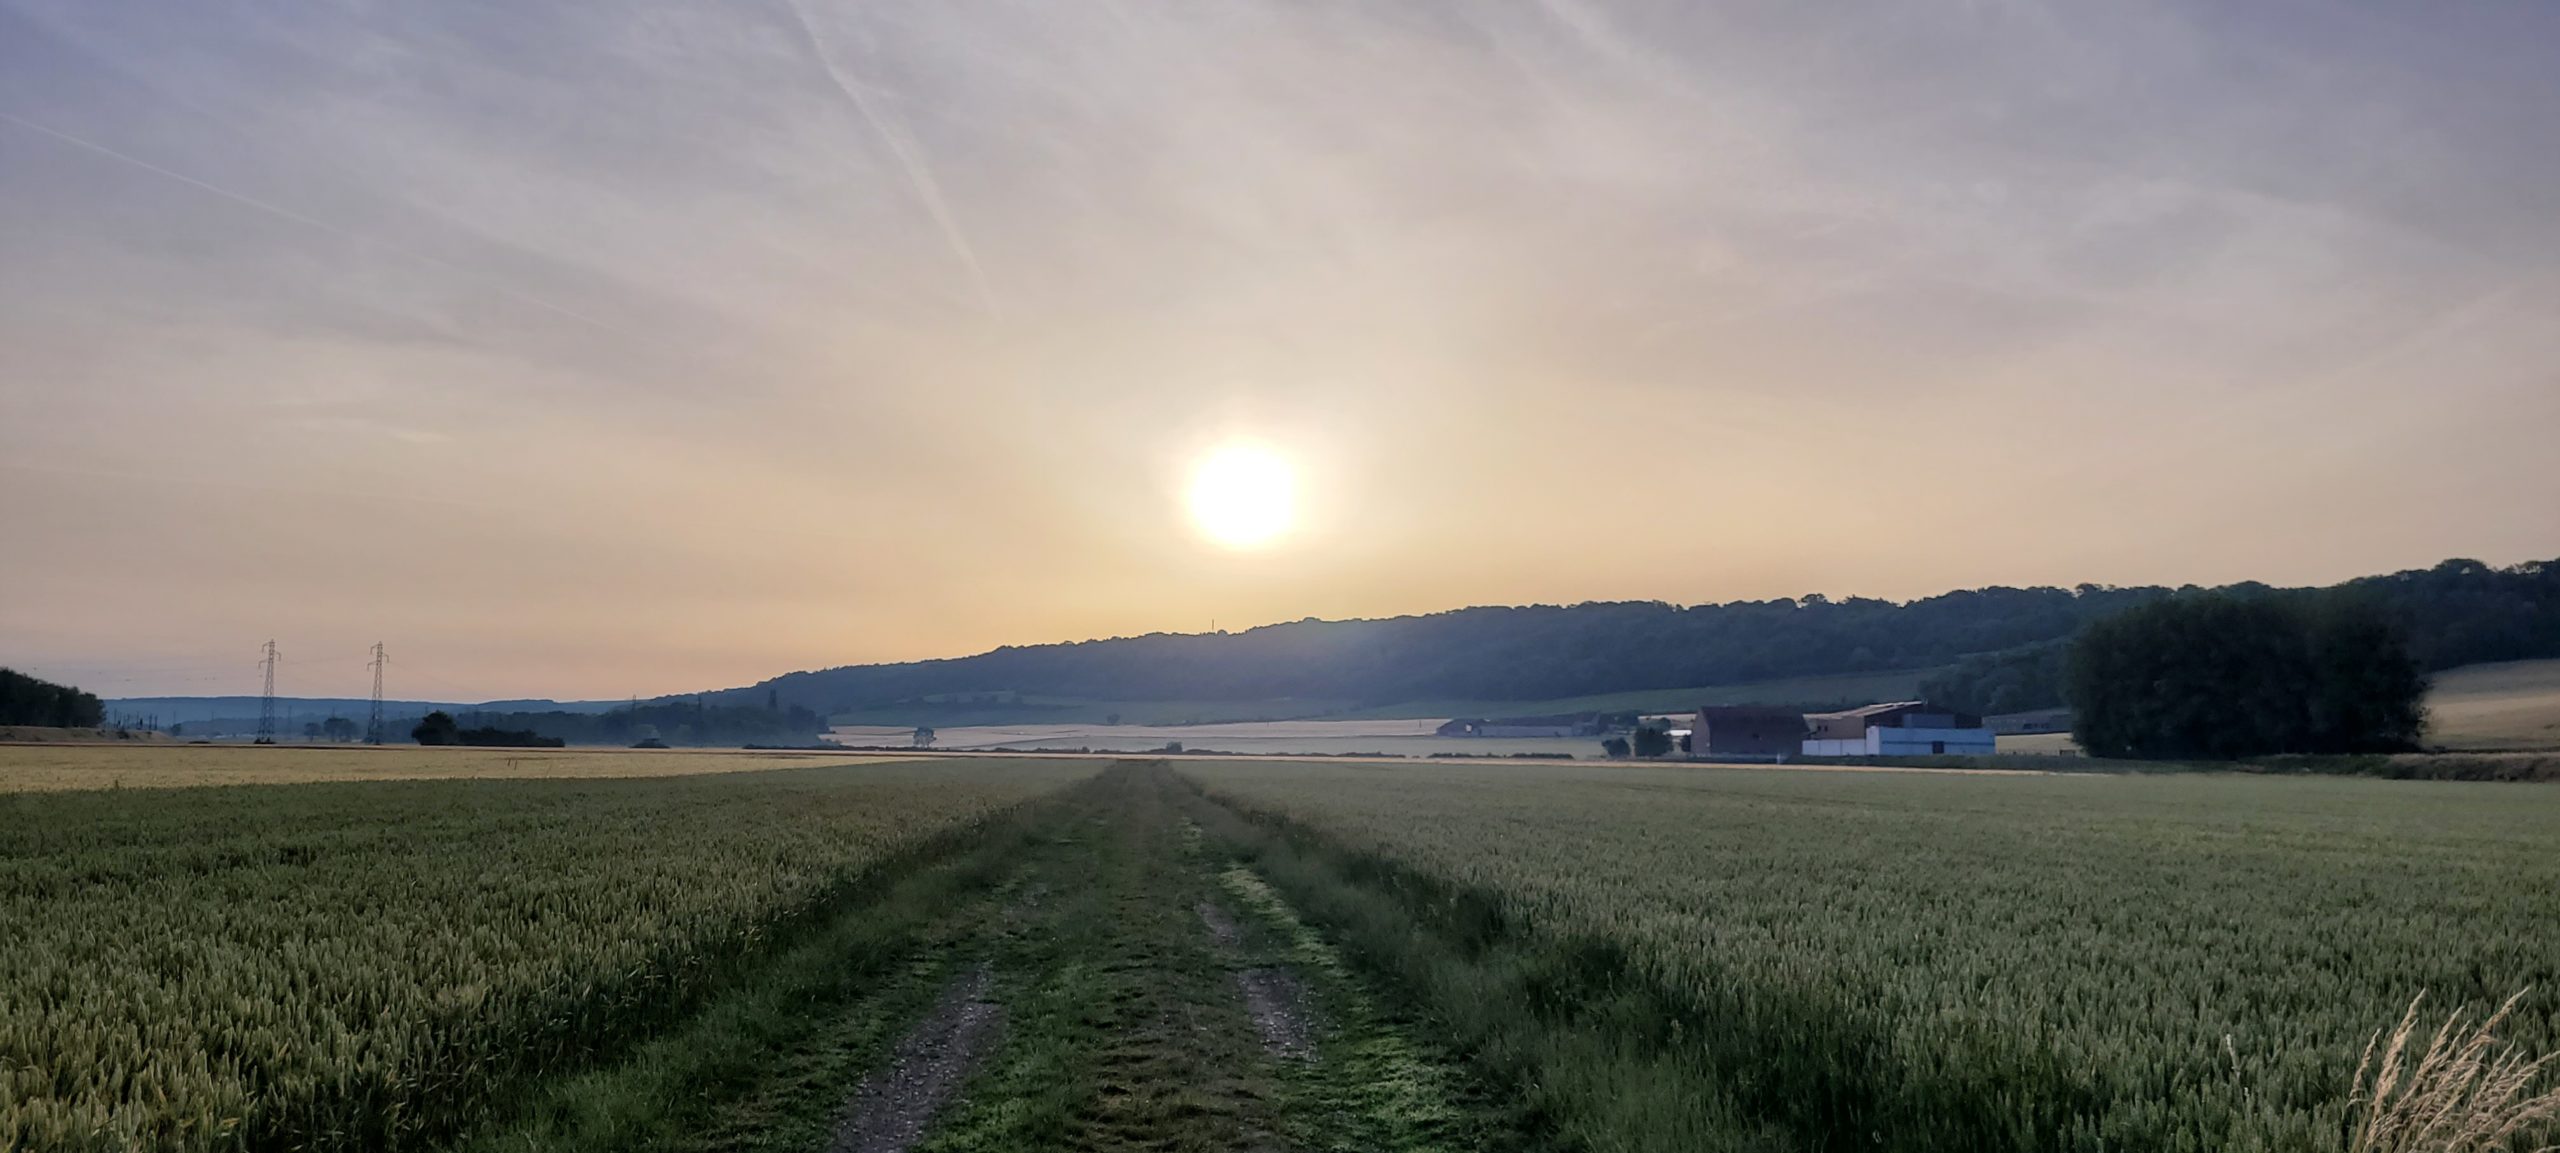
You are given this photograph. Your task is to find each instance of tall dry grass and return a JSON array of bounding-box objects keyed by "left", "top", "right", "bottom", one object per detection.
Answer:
[{"left": 2347, "top": 990, "right": 2560, "bottom": 1153}]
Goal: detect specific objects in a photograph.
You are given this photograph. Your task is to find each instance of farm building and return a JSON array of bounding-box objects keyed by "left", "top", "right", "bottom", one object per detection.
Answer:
[
  {"left": 1689, "top": 706, "right": 1807, "bottom": 757},
  {"left": 1802, "top": 701, "right": 1994, "bottom": 757}
]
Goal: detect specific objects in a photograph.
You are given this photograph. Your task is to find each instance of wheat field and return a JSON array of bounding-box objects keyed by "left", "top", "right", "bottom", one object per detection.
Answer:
[{"left": 0, "top": 743, "right": 894, "bottom": 793}]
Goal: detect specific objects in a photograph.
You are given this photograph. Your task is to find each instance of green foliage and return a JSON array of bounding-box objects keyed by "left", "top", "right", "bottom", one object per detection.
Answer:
[
  {"left": 453, "top": 702, "right": 829, "bottom": 747},
  {"left": 412, "top": 709, "right": 461, "bottom": 745},
  {"left": 456, "top": 725, "right": 567, "bottom": 748},
  {"left": 1630, "top": 726, "right": 1673, "bottom": 758},
  {"left": 2069, "top": 592, "right": 2428, "bottom": 759},
  {"left": 0, "top": 668, "right": 103, "bottom": 728},
  {"left": 1920, "top": 642, "right": 2071, "bottom": 715},
  {"left": 0, "top": 760, "right": 1091, "bottom": 1151},
  {"left": 1183, "top": 760, "right": 2560, "bottom": 1152},
  {"left": 1600, "top": 736, "right": 1631, "bottom": 758},
  {"left": 2362, "top": 557, "right": 2560, "bottom": 670}
]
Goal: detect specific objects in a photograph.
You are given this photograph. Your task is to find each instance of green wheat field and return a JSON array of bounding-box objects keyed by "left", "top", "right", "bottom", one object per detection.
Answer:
[{"left": 4, "top": 749, "right": 2556, "bottom": 1152}]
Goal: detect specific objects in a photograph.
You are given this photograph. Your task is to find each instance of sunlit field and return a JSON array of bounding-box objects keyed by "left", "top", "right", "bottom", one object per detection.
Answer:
[
  {"left": 0, "top": 758, "right": 1095, "bottom": 1151},
  {"left": 1182, "top": 758, "right": 2560, "bottom": 1151},
  {"left": 12, "top": 754, "right": 2557, "bottom": 1152},
  {"left": 0, "top": 743, "right": 893, "bottom": 793}
]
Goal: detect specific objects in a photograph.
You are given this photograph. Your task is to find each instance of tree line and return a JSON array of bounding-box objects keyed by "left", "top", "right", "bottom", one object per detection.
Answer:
[
  {"left": 722, "top": 556, "right": 2558, "bottom": 713},
  {"left": 410, "top": 712, "right": 567, "bottom": 748},
  {"left": 420, "top": 699, "right": 830, "bottom": 747},
  {"left": 2068, "top": 591, "right": 2428, "bottom": 759},
  {"left": 1927, "top": 557, "right": 2555, "bottom": 716},
  {"left": 0, "top": 669, "right": 104, "bottom": 728}
]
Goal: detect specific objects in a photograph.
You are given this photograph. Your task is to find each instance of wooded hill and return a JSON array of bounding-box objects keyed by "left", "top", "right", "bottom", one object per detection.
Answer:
[{"left": 712, "top": 557, "right": 2559, "bottom": 716}]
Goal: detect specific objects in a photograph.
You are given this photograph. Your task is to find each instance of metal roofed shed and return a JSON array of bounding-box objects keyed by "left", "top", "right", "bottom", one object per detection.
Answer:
[{"left": 1801, "top": 701, "right": 1994, "bottom": 758}]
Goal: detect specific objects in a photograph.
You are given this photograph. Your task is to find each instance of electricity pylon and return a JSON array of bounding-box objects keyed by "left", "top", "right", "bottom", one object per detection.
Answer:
[
  {"left": 366, "top": 643, "right": 388, "bottom": 745},
  {"left": 256, "top": 640, "right": 279, "bottom": 744}
]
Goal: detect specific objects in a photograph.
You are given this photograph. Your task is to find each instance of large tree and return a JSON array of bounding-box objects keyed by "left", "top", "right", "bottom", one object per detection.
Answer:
[
  {"left": 411, "top": 711, "right": 460, "bottom": 746},
  {"left": 2067, "top": 592, "right": 2426, "bottom": 759}
]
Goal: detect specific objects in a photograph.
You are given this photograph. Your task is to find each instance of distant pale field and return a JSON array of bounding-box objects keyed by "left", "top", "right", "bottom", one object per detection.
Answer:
[
  {"left": 2426, "top": 659, "right": 2560, "bottom": 750},
  {"left": 833, "top": 720, "right": 1602, "bottom": 759},
  {"left": 1997, "top": 731, "right": 2082, "bottom": 755},
  {"left": 1332, "top": 666, "right": 1940, "bottom": 721},
  {"left": 0, "top": 744, "right": 892, "bottom": 793}
]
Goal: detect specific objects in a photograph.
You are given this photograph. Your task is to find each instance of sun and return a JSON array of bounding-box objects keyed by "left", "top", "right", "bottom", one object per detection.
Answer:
[{"left": 1186, "top": 443, "right": 1297, "bottom": 549}]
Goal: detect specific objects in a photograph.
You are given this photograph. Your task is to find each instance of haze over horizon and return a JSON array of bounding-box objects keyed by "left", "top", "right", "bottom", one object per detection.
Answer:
[{"left": 6, "top": 1, "right": 2558, "bottom": 701}]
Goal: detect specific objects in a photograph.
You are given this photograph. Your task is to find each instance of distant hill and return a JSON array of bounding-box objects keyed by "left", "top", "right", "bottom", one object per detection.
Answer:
[{"left": 709, "top": 557, "right": 2559, "bottom": 720}]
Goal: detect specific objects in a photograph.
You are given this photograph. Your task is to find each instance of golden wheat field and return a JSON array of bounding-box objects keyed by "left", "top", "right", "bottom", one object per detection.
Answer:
[{"left": 0, "top": 743, "right": 896, "bottom": 793}]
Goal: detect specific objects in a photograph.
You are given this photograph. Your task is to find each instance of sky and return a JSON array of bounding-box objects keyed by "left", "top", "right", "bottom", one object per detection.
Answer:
[{"left": 3, "top": 1, "right": 2557, "bottom": 702}]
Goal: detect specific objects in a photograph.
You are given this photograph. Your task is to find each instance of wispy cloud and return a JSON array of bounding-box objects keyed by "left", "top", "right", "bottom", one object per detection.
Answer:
[
  {"left": 0, "top": 110, "right": 658, "bottom": 345},
  {"left": 2, "top": 0, "right": 2555, "bottom": 697},
  {"left": 774, "top": 0, "right": 1002, "bottom": 318}
]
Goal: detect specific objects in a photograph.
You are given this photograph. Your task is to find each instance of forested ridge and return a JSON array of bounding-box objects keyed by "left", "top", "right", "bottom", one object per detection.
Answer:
[{"left": 716, "top": 557, "right": 2559, "bottom": 714}]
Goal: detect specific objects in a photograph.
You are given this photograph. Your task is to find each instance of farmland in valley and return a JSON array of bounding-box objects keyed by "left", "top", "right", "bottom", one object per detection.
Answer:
[{"left": 9, "top": 749, "right": 2560, "bottom": 1152}]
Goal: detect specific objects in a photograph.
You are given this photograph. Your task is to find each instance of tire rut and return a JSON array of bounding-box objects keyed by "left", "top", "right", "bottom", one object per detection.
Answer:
[
  {"left": 822, "top": 963, "right": 1004, "bottom": 1153},
  {"left": 1199, "top": 896, "right": 1318, "bottom": 1062}
]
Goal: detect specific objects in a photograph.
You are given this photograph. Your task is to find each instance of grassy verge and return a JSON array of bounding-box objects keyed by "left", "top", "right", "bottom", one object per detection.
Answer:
[
  {"left": 915, "top": 761, "right": 1285, "bottom": 1152},
  {"left": 1782, "top": 750, "right": 2560, "bottom": 780},
  {"left": 2245, "top": 751, "right": 2560, "bottom": 780},
  {"left": 919, "top": 761, "right": 1535, "bottom": 1152},
  {"left": 1168, "top": 770, "right": 1790, "bottom": 1153},
  {"left": 1202, "top": 852, "right": 1536, "bottom": 1153}
]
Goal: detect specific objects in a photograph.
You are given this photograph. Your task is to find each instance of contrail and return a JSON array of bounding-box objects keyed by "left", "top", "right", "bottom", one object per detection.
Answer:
[
  {"left": 0, "top": 111, "right": 652, "bottom": 343},
  {"left": 776, "top": 0, "right": 1002, "bottom": 317}
]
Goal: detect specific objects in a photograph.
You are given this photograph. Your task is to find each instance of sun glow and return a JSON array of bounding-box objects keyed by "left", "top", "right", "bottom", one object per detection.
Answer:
[{"left": 1186, "top": 443, "right": 1298, "bottom": 549}]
